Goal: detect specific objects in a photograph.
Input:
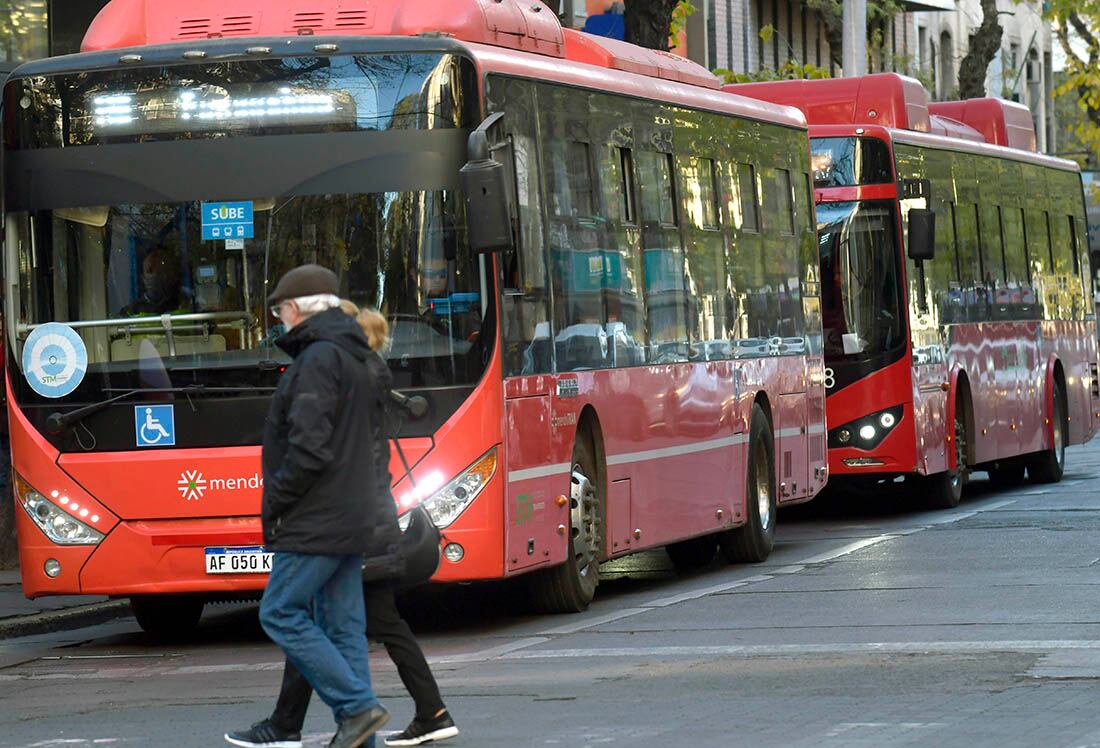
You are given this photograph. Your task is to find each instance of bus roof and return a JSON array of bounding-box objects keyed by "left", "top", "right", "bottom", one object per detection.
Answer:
[
  {"left": 725, "top": 72, "right": 1072, "bottom": 170},
  {"left": 76, "top": 0, "right": 805, "bottom": 130}
]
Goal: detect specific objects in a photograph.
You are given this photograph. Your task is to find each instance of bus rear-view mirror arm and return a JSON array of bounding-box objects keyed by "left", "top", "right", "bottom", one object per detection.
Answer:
[
  {"left": 907, "top": 208, "right": 936, "bottom": 263},
  {"left": 461, "top": 111, "right": 513, "bottom": 254}
]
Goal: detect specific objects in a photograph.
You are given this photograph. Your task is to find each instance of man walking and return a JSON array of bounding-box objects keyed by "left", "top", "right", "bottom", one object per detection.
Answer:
[{"left": 246, "top": 264, "right": 390, "bottom": 748}]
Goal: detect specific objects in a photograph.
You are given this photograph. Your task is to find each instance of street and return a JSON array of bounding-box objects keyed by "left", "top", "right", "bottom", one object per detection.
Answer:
[{"left": 4, "top": 442, "right": 1100, "bottom": 748}]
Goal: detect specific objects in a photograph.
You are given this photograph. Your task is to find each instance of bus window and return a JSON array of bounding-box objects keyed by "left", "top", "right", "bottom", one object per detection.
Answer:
[
  {"left": 638, "top": 151, "right": 678, "bottom": 227},
  {"left": 683, "top": 159, "right": 727, "bottom": 357},
  {"left": 930, "top": 202, "right": 960, "bottom": 323},
  {"left": 1050, "top": 211, "right": 1074, "bottom": 275},
  {"left": 979, "top": 205, "right": 1006, "bottom": 287},
  {"left": 698, "top": 158, "right": 720, "bottom": 230},
  {"left": 1071, "top": 215, "right": 1082, "bottom": 276},
  {"left": 777, "top": 168, "right": 795, "bottom": 235},
  {"left": 817, "top": 201, "right": 903, "bottom": 360},
  {"left": 566, "top": 141, "right": 595, "bottom": 219},
  {"left": 614, "top": 147, "right": 637, "bottom": 225},
  {"left": 505, "top": 132, "right": 551, "bottom": 376},
  {"left": 738, "top": 163, "right": 760, "bottom": 233},
  {"left": 598, "top": 142, "right": 647, "bottom": 367}
]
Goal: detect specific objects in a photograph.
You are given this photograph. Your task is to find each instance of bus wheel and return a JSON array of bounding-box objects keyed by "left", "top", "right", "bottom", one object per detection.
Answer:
[
  {"left": 719, "top": 404, "right": 776, "bottom": 564},
  {"left": 667, "top": 535, "right": 717, "bottom": 573},
  {"left": 1028, "top": 382, "right": 1067, "bottom": 484},
  {"left": 987, "top": 461, "right": 1025, "bottom": 488},
  {"left": 130, "top": 595, "right": 204, "bottom": 638},
  {"left": 530, "top": 435, "right": 602, "bottom": 613},
  {"left": 923, "top": 407, "right": 968, "bottom": 509}
]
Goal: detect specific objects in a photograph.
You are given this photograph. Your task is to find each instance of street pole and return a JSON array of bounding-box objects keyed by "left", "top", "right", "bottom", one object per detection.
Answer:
[{"left": 842, "top": 0, "right": 866, "bottom": 77}]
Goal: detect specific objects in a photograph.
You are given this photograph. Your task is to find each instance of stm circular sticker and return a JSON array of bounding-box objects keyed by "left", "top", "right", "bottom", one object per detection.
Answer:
[{"left": 22, "top": 323, "right": 89, "bottom": 399}]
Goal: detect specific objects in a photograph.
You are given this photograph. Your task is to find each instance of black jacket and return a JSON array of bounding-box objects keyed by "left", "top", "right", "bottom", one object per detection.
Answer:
[{"left": 261, "top": 308, "right": 400, "bottom": 565}]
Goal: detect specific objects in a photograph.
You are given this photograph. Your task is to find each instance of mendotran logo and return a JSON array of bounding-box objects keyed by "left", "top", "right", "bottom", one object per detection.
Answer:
[{"left": 177, "top": 470, "right": 263, "bottom": 501}]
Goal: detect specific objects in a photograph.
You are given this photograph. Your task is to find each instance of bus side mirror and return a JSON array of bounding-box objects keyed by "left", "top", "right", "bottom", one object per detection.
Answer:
[
  {"left": 461, "top": 113, "right": 512, "bottom": 254},
  {"left": 907, "top": 209, "right": 936, "bottom": 262}
]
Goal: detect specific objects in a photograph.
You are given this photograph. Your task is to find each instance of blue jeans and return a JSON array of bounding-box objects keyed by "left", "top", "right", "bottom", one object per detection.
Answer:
[{"left": 260, "top": 552, "right": 379, "bottom": 722}]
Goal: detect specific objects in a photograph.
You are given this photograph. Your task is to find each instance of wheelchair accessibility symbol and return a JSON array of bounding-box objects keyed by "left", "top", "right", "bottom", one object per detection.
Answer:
[{"left": 135, "top": 405, "right": 175, "bottom": 447}]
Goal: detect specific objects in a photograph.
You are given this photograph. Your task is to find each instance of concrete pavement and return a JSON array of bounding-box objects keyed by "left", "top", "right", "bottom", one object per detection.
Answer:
[{"left": 1, "top": 443, "right": 1100, "bottom": 746}]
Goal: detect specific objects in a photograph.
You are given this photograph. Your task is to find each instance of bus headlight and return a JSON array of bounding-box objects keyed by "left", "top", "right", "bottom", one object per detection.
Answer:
[
  {"left": 401, "top": 449, "right": 498, "bottom": 529},
  {"left": 828, "top": 406, "right": 904, "bottom": 451},
  {"left": 17, "top": 478, "right": 104, "bottom": 546}
]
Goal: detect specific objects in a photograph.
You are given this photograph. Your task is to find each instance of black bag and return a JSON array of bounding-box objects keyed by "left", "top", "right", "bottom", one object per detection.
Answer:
[{"left": 399, "top": 503, "right": 442, "bottom": 588}]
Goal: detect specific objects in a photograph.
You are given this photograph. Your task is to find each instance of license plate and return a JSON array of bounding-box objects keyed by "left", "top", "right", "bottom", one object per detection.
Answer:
[{"left": 204, "top": 546, "right": 272, "bottom": 574}]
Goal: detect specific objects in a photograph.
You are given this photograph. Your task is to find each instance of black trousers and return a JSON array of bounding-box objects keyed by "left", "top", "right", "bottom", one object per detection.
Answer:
[{"left": 270, "top": 582, "right": 445, "bottom": 731}]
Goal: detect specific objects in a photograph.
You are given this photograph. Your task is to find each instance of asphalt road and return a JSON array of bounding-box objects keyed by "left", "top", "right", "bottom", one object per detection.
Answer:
[{"left": 4, "top": 442, "right": 1100, "bottom": 748}]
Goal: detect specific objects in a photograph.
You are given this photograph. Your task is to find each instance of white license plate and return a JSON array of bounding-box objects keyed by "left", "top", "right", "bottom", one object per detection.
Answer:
[{"left": 204, "top": 546, "right": 272, "bottom": 575}]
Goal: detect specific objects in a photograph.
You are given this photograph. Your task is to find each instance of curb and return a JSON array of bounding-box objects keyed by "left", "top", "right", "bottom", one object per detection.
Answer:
[{"left": 0, "top": 600, "right": 131, "bottom": 640}]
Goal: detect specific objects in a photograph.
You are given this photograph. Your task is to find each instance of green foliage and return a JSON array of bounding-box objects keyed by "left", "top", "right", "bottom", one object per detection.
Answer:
[
  {"left": 715, "top": 60, "right": 831, "bottom": 84},
  {"left": 1047, "top": 2, "right": 1100, "bottom": 164},
  {"left": 670, "top": 0, "right": 696, "bottom": 43}
]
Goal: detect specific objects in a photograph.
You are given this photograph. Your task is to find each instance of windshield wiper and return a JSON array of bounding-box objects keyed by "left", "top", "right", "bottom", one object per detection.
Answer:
[{"left": 46, "top": 385, "right": 277, "bottom": 434}]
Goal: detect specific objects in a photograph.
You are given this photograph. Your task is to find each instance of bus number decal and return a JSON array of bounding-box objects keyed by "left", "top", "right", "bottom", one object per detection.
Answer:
[{"left": 823, "top": 368, "right": 836, "bottom": 390}]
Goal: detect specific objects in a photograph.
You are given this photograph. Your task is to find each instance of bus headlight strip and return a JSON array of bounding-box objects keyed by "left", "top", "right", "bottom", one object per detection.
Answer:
[
  {"left": 399, "top": 448, "right": 498, "bottom": 530},
  {"left": 16, "top": 477, "right": 104, "bottom": 546}
]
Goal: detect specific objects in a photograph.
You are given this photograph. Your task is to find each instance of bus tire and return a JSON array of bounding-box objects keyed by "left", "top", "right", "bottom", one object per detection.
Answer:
[
  {"left": 922, "top": 397, "right": 969, "bottom": 509},
  {"left": 667, "top": 535, "right": 717, "bottom": 573},
  {"left": 1028, "top": 382, "right": 1067, "bottom": 484},
  {"left": 719, "top": 404, "right": 776, "bottom": 564},
  {"left": 130, "top": 595, "right": 204, "bottom": 638},
  {"left": 529, "top": 434, "right": 602, "bottom": 613}
]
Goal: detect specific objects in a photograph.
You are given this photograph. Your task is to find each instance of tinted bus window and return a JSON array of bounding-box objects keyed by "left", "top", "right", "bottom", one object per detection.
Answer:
[
  {"left": 777, "top": 168, "right": 795, "bottom": 235},
  {"left": 810, "top": 137, "right": 893, "bottom": 188},
  {"left": 566, "top": 141, "right": 595, "bottom": 218},
  {"left": 980, "top": 205, "right": 1006, "bottom": 285},
  {"left": 638, "top": 151, "right": 677, "bottom": 226},
  {"left": 1002, "top": 207, "right": 1028, "bottom": 283},
  {"left": 738, "top": 163, "right": 759, "bottom": 232},
  {"left": 817, "top": 201, "right": 904, "bottom": 360}
]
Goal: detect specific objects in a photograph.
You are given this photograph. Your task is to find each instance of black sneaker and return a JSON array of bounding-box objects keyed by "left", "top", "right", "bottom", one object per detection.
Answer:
[
  {"left": 384, "top": 712, "right": 459, "bottom": 746},
  {"left": 329, "top": 704, "right": 390, "bottom": 748},
  {"left": 225, "top": 719, "right": 302, "bottom": 748}
]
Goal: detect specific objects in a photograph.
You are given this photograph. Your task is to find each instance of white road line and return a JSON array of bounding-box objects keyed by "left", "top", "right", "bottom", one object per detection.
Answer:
[
  {"left": 795, "top": 535, "right": 896, "bottom": 565},
  {"left": 643, "top": 580, "right": 749, "bottom": 608},
  {"left": 537, "top": 608, "right": 651, "bottom": 636},
  {"left": 498, "top": 640, "right": 1100, "bottom": 661},
  {"left": 925, "top": 499, "right": 1018, "bottom": 525},
  {"left": 430, "top": 636, "right": 550, "bottom": 665}
]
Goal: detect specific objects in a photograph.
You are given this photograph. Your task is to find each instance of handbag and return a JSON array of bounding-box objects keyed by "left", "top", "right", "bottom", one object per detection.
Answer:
[
  {"left": 391, "top": 432, "right": 442, "bottom": 588},
  {"left": 399, "top": 503, "right": 442, "bottom": 588}
]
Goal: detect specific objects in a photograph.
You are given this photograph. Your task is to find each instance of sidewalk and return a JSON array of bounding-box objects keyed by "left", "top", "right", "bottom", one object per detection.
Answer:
[{"left": 0, "top": 569, "right": 128, "bottom": 638}]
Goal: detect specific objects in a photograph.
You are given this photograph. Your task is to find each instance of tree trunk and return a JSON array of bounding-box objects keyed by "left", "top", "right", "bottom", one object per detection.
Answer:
[
  {"left": 957, "top": 0, "right": 1003, "bottom": 99},
  {"left": 624, "top": 0, "right": 681, "bottom": 51}
]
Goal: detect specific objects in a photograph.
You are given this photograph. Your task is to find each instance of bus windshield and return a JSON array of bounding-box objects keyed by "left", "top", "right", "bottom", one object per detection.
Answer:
[
  {"left": 5, "top": 51, "right": 489, "bottom": 448},
  {"left": 817, "top": 200, "right": 904, "bottom": 362}
]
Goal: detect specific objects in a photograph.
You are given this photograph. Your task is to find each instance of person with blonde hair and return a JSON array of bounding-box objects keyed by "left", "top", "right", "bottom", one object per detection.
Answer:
[{"left": 229, "top": 299, "right": 457, "bottom": 748}]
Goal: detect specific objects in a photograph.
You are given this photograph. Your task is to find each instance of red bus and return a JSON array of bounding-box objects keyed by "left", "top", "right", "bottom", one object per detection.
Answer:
[
  {"left": 6, "top": 0, "right": 827, "bottom": 635},
  {"left": 728, "top": 74, "right": 1100, "bottom": 507}
]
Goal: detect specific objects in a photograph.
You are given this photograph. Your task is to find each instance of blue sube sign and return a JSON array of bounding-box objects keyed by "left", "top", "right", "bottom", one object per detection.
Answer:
[{"left": 201, "top": 201, "right": 255, "bottom": 240}]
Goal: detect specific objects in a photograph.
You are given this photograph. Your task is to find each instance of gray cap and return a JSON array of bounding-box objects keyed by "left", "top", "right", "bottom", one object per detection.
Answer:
[{"left": 267, "top": 264, "right": 339, "bottom": 305}]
